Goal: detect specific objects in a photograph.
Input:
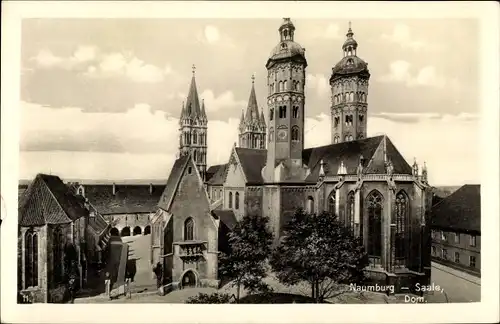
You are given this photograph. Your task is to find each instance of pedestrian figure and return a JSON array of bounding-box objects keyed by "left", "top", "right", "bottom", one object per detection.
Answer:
[
  {"left": 104, "top": 272, "right": 111, "bottom": 299},
  {"left": 153, "top": 262, "right": 163, "bottom": 289}
]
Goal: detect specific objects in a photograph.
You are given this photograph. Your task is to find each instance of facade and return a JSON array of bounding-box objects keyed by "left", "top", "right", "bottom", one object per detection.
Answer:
[
  {"left": 17, "top": 174, "right": 110, "bottom": 303},
  {"left": 68, "top": 182, "right": 164, "bottom": 237},
  {"left": 202, "top": 18, "right": 433, "bottom": 292},
  {"left": 431, "top": 184, "right": 481, "bottom": 277},
  {"left": 151, "top": 153, "right": 228, "bottom": 292}
]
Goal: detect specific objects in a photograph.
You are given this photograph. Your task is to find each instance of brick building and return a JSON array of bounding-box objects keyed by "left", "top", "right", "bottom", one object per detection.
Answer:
[
  {"left": 17, "top": 174, "right": 110, "bottom": 303},
  {"left": 431, "top": 184, "right": 481, "bottom": 277},
  {"left": 153, "top": 18, "right": 433, "bottom": 293},
  {"left": 68, "top": 182, "right": 164, "bottom": 238}
]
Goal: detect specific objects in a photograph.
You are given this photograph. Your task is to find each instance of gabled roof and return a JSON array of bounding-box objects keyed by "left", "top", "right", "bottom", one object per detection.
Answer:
[
  {"left": 212, "top": 209, "right": 238, "bottom": 231},
  {"left": 19, "top": 174, "right": 88, "bottom": 226},
  {"left": 234, "top": 147, "right": 267, "bottom": 184},
  {"left": 157, "top": 154, "right": 191, "bottom": 212},
  {"left": 302, "top": 135, "right": 412, "bottom": 182},
  {"left": 431, "top": 184, "right": 481, "bottom": 233},
  {"left": 206, "top": 164, "right": 228, "bottom": 186},
  {"left": 82, "top": 184, "right": 165, "bottom": 215}
]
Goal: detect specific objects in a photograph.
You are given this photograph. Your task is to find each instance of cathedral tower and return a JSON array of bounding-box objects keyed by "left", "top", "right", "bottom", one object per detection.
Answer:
[
  {"left": 238, "top": 75, "right": 267, "bottom": 149},
  {"left": 179, "top": 65, "right": 208, "bottom": 179},
  {"left": 329, "top": 22, "right": 370, "bottom": 144},
  {"left": 263, "top": 18, "right": 308, "bottom": 182}
]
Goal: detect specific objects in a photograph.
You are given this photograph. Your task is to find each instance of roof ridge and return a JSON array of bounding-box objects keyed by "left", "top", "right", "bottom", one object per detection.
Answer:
[
  {"left": 39, "top": 176, "right": 73, "bottom": 224},
  {"left": 162, "top": 154, "right": 191, "bottom": 212}
]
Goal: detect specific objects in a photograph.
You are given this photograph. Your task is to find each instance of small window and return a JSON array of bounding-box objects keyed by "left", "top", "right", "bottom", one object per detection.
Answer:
[
  {"left": 291, "top": 127, "right": 299, "bottom": 141},
  {"left": 284, "top": 80, "right": 288, "bottom": 91},
  {"left": 269, "top": 108, "right": 274, "bottom": 121},
  {"left": 348, "top": 135, "right": 353, "bottom": 141},
  {"left": 306, "top": 196, "right": 314, "bottom": 214},
  {"left": 469, "top": 235, "right": 476, "bottom": 247},
  {"left": 184, "top": 218, "right": 194, "bottom": 241},
  {"left": 279, "top": 106, "right": 287, "bottom": 118},
  {"left": 334, "top": 117, "right": 340, "bottom": 127},
  {"left": 469, "top": 255, "right": 476, "bottom": 268},
  {"left": 333, "top": 136, "right": 339, "bottom": 144},
  {"left": 229, "top": 192, "right": 233, "bottom": 208},
  {"left": 235, "top": 192, "right": 240, "bottom": 210},
  {"left": 442, "top": 248, "right": 448, "bottom": 260},
  {"left": 188, "top": 167, "right": 192, "bottom": 174},
  {"left": 359, "top": 114, "right": 364, "bottom": 123},
  {"left": 454, "top": 252, "right": 460, "bottom": 263},
  {"left": 292, "top": 106, "right": 299, "bottom": 118},
  {"left": 344, "top": 135, "right": 349, "bottom": 142}
]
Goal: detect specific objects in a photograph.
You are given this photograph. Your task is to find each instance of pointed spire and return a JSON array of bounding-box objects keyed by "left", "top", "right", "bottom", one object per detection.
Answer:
[
  {"left": 244, "top": 74, "right": 260, "bottom": 124},
  {"left": 185, "top": 64, "right": 201, "bottom": 118},
  {"left": 347, "top": 21, "right": 353, "bottom": 37},
  {"left": 342, "top": 21, "right": 358, "bottom": 54},
  {"left": 259, "top": 107, "right": 267, "bottom": 129},
  {"left": 337, "top": 161, "right": 347, "bottom": 175},
  {"left": 200, "top": 98, "right": 207, "bottom": 120}
]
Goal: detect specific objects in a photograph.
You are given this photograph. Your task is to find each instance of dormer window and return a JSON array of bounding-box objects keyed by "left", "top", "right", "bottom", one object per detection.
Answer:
[{"left": 281, "top": 42, "right": 288, "bottom": 50}]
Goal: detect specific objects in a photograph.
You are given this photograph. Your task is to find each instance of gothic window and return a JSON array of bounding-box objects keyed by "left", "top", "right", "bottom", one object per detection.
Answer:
[
  {"left": 345, "top": 135, "right": 349, "bottom": 142},
  {"left": 184, "top": 218, "right": 194, "bottom": 241},
  {"left": 284, "top": 80, "right": 288, "bottom": 91},
  {"left": 284, "top": 29, "right": 288, "bottom": 39},
  {"left": 235, "top": 192, "right": 240, "bottom": 210},
  {"left": 345, "top": 115, "right": 353, "bottom": 126},
  {"left": 350, "top": 92, "right": 354, "bottom": 102},
  {"left": 295, "top": 81, "right": 300, "bottom": 91},
  {"left": 359, "top": 114, "right": 364, "bottom": 123},
  {"left": 279, "top": 81, "right": 283, "bottom": 92},
  {"left": 306, "top": 196, "right": 314, "bottom": 214},
  {"left": 229, "top": 192, "right": 233, "bottom": 208},
  {"left": 193, "top": 132, "right": 197, "bottom": 144},
  {"left": 348, "top": 135, "right": 354, "bottom": 141},
  {"left": 328, "top": 191, "right": 336, "bottom": 215},
  {"left": 334, "top": 136, "right": 339, "bottom": 144},
  {"left": 53, "top": 226, "right": 64, "bottom": 283},
  {"left": 395, "top": 191, "right": 409, "bottom": 261},
  {"left": 279, "top": 106, "right": 287, "bottom": 119},
  {"left": 366, "top": 190, "right": 383, "bottom": 257},
  {"left": 292, "top": 106, "right": 299, "bottom": 118},
  {"left": 269, "top": 108, "right": 274, "bottom": 121},
  {"left": 346, "top": 191, "right": 355, "bottom": 230},
  {"left": 291, "top": 126, "right": 299, "bottom": 141},
  {"left": 77, "top": 186, "right": 84, "bottom": 196},
  {"left": 24, "top": 229, "right": 38, "bottom": 288},
  {"left": 334, "top": 117, "right": 340, "bottom": 127},
  {"left": 269, "top": 128, "right": 274, "bottom": 142}
]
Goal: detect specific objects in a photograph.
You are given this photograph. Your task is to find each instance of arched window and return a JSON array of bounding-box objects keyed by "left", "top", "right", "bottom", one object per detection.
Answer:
[
  {"left": 349, "top": 135, "right": 353, "bottom": 141},
  {"left": 334, "top": 117, "right": 339, "bottom": 127},
  {"left": 292, "top": 106, "right": 299, "bottom": 118},
  {"left": 284, "top": 80, "right": 288, "bottom": 91},
  {"left": 346, "top": 191, "right": 355, "bottom": 231},
  {"left": 366, "top": 191, "right": 383, "bottom": 257},
  {"left": 334, "top": 136, "right": 339, "bottom": 144},
  {"left": 350, "top": 92, "right": 354, "bottom": 102},
  {"left": 395, "top": 191, "right": 409, "bottom": 263},
  {"left": 306, "top": 196, "right": 315, "bottom": 214},
  {"left": 345, "top": 135, "right": 349, "bottom": 142},
  {"left": 184, "top": 218, "right": 194, "bottom": 241},
  {"left": 77, "top": 186, "right": 84, "bottom": 196},
  {"left": 24, "top": 230, "right": 38, "bottom": 288},
  {"left": 235, "top": 192, "right": 240, "bottom": 210},
  {"left": 279, "top": 81, "right": 283, "bottom": 92},
  {"left": 328, "top": 191, "right": 336, "bottom": 215},
  {"left": 229, "top": 192, "right": 233, "bottom": 208},
  {"left": 53, "top": 227, "right": 64, "bottom": 283},
  {"left": 359, "top": 114, "right": 364, "bottom": 123},
  {"left": 279, "top": 106, "right": 287, "bottom": 118},
  {"left": 291, "top": 126, "right": 299, "bottom": 141},
  {"left": 193, "top": 132, "right": 197, "bottom": 144},
  {"left": 296, "top": 81, "right": 300, "bottom": 91},
  {"left": 269, "top": 108, "right": 274, "bottom": 121},
  {"left": 269, "top": 128, "right": 274, "bottom": 142}
]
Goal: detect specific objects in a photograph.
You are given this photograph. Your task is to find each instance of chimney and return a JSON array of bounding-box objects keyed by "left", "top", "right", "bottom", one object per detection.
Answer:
[
  {"left": 112, "top": 182, "right": 116, "bottom": 195},
  {"left": 149, "top": 183, "right": 153, "bottom": 195}
]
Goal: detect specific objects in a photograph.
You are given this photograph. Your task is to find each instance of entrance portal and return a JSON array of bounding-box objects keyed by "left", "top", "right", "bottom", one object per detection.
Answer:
[{"left": 181, "top": 270, "right": 197, "bottom": 288}]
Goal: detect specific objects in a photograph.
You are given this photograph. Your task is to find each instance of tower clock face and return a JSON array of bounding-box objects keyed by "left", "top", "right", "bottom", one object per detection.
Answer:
[{"left": 277, "top": 129, "right": 288, "bottom": 141}]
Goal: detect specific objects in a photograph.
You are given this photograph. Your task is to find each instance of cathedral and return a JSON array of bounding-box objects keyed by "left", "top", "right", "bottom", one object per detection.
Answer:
[{"left": 151, "top": 18, "right": 433, "bottom": 293}]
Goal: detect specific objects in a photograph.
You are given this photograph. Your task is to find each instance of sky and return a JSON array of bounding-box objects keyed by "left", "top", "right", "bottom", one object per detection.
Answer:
[{"left": 19, "top": 18, "right": 480, "bottom": 185}]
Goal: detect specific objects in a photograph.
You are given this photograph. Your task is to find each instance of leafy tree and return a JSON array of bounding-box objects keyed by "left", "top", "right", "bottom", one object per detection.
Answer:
[
  {"left": 186, "top": 292, "right": 233, "bottom": 304},
  {"left": 270, "top": 209, "right": 369, "bottom": 303},
  {"left": 218, "top": 214, "right": 274, "bottom": 303}
]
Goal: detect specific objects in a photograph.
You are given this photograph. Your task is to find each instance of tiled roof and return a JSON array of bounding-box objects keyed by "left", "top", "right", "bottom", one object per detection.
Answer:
[
  {"left": 206, "top": 164, "right": 225, "bottom": 184},
  {"left": 431, "top": 184, "right": 481, "bottom": 233},
  {"left": 158, "top": 155, "right": 191, "bottom": 212},
  {"left": 235, "top": 147, "right": 267, "bottom": 184},
  {"left": 302, "top": 135, "right": 412, "bottom": 182},
  {"left": 206, "top": 164, "right": 227, "bottom": 186},
  {"left": 83, "top": 184, "right": 165, "bottom": 215},
  {"left": 212, "top": 209, "right": 238, "bottom": 231},
  {"left": 18, "top": 174, "right": 88, "bottom": 226}
]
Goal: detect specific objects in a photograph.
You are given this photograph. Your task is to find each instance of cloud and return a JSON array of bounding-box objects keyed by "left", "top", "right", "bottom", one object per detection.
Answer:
[
  {"left": 31, "top": 46, "right": 99, "bottom": 70},
  {"left": 306, "top": 73, "right": 330, "bottom": 97},
  {"left": 20, "top": 101, "right": 479, "bottom": 185},
  {"left": 85, "top": 52, "right": 167, "bottom": 83},
  {"left": 379, "top": 60, "right": 448, "bottom": 88},
  {"left": 197, "top": 25, "right": 236, "bottom": 48},
  {"left": 204, "top": 25, "right": 221, "bottom": 43},
  {"left": 381, "top": 24, "right": 426, "bottom": 50},
  {"left": 200, "top": 89, "right": 247, "bottom": 113}
]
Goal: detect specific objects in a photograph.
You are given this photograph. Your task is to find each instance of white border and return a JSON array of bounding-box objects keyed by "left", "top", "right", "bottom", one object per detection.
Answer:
[{"left": 1, "top": 1, "right": 499, "bottom": 323}]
